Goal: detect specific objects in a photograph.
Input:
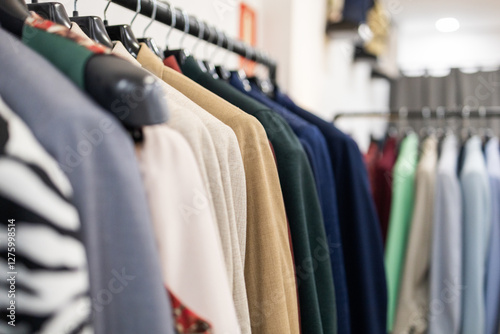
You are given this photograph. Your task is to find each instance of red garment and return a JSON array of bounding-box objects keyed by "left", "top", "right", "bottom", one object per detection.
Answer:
[
  {"left": 168, "top": 290, "right": 213, "bottom": 334},
  {"left": 373, "top": 136, "right": 398, "bottom": 245},
  {"left": 163, "top": 55, "right": 182, "bottom": 73},
  {"left": 364, "top": 140, "right": 380, "bottom": 195}
]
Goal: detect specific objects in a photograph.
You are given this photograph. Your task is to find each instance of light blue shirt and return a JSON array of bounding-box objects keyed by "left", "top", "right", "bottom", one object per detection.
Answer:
[
  {"left": 485, "top": 137, "right": 500, "bottom": 334},
  {"left": 460, "top": 136, "right": 491, "bottom": 334},
  {"left": 429, "top": 135, "right": 462, "bottom": 334}
]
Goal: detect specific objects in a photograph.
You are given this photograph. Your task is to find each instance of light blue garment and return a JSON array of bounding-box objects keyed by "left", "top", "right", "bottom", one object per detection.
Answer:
[
  {"left": 460, "top": 136, "right": 491, "bottom": 334},
  {"left": 428, "top": 135, "right": 463, "bottom": 334},
  {"left": 485, "top": 137, "right": 500, "bottom": 334}
]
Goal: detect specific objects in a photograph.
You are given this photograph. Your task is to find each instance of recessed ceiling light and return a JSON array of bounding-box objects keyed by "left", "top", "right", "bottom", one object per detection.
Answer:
[{"left": 435, "top": 17, "right": 460, "bottom": 33}]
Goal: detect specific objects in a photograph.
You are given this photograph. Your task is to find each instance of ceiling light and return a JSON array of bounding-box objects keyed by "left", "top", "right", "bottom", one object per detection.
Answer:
[{"left": 435, "top": 17, "right": 460, "bottom": 33}]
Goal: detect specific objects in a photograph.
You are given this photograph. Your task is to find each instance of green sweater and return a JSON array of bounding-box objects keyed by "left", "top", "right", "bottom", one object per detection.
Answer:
[{"left": 23, "top": 24, "right": 93, "bottom": 89}]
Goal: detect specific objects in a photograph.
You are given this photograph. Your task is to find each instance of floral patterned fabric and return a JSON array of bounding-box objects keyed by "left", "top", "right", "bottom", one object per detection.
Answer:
[
  {"left": 25, "top": 13, "right": 111, "bottom": 54},
  {"left": 168, "top": 290, "right": 213, "bottom": 334}
]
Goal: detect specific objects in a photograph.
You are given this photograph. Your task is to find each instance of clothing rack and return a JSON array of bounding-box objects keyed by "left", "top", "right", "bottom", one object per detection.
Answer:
[
  {"left": 333, "top": 107, "right": 500, "bottom": 122},
  {"left": 398, "top": 66, "right": 500, "bottom": 76},
  {"left": 109, "top": 0, "right": 278, "bottom": 81}
]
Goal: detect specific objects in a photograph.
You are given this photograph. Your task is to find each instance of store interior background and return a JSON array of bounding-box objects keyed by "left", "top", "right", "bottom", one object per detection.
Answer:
[{"left": 37, "top": 0, "right": 500, "bottom": 151}]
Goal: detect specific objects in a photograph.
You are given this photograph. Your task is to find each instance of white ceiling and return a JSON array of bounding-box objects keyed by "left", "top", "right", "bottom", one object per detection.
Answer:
[
  {"left": 387, "top": 0, "right": 500, "bottom": 33},
  {"left": 380, "top": 0, "right": 500, "bottom": 70}
]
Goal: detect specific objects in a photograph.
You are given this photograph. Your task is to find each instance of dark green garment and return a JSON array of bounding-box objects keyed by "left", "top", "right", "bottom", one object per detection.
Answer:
[
  {"left": 23, "top": 25, "right": 93, "bottom": 89},
  {"left": 181, "top": 56, "right": 337, "bottom": 334}
]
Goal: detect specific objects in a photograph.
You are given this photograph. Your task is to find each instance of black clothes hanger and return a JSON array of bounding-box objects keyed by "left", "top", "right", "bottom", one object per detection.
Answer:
[
  {"left": 215, "top": 64, "right": 231, "bottom": 81},
  {"left": 203, "top": 27, "right": 224, "bottom": 79},
  {"left": 103, "top": 0, "right": 140, "bottom": 58},
  {"left": 27, "top": 2, "right": 71, "bottom": 28},
  {"left": 235, "top": 43, "right": 274, "bottom": 95},
  {"left": 202, "top": 60, "right": 218, "bottom": 78},
  {"left": 249, "top": 75, "right": 275, "bottom": 98},
  {"left": 105, "top": 24, "right": 140, "bottom": 57},
  {"left": 138, "top": 37, "right": 162, "bottom": 58},
  {"left": 230, "top": 69, "right": 252, "bottom": 92},
  {"left": 213, "top": 30, "right": 232, "bottom": 80},
  {"left": 241, "top": 49, "right": 274, "bottom": 97},
  {"left": 71, "top": 16, "right": 113, "bottom": 48},
  {"left": 163, "top": 8, "right": 190, "bottom": 66},
  {"left": 85, "top": 55, "right": 169, "bottom": 128},
  {"left": 190, "top": 20, "right": 208, "bottom": 73},
  {"left": 2, "top": 0, "right": 167, "bottom": 130},
  {"left": 137, "top": 0, "right": 162, "bottom": 59},
  {"left": 0, "top": 0, "right": 30, "bottom": 37},
  {"left": 246, "top": 47, "right": 275, "bottom": 98},
  {"left": 86, "top": 1, "right": 167, "bottom": 127},
  {"left": 70, "top": 0, "right": 113, "bottom": 48}
]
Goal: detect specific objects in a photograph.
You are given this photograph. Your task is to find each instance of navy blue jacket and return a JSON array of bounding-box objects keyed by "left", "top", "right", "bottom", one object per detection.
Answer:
[{"left": 274, "top": 89, "right": 388, "bottom": 334}]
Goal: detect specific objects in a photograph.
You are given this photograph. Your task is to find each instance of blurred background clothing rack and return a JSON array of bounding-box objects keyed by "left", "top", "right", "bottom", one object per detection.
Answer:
[
  {"left": 333, "top": 107, "right": 500, "bottom": 122},
  {"left": 109, "top": 0, "right": 278, "bottom": 81}
]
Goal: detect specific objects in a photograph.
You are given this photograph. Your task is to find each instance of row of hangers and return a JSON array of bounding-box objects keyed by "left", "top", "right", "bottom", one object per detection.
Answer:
[
  {"left": 23, "top": 0, "right": 273, "bottom": 88},
  {"left": 0, "top": 0, "right": 277, "bottom": 136},
  {"left": 23, "top": 0, "right": 186, "bottom": 59},
  {"left": 0, "top": 0, "right": 168, "bottom": 130},
  {"left": 334, "top": 107, "right": 500, "bottom": 149},
  {"left": 103, "top": 0, "right": 277, "bottom": 95}
]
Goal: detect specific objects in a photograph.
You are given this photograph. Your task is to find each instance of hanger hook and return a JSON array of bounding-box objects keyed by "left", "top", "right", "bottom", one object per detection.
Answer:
[
  {"left": 179, "top": 10, "right": 190, "bottom": 48},
  {"left": 244, "top": 43, "right": 250, "bottom": 59},
  {"left": 143, "top": 0, "right": 157, "bottom": 36},
  {"left": 165, "top": 5, "right": 177, "bottom": 47},
  {"left": 210, "top": 28, "right": 224, "bottom": 63},
  {"left": 104, "top": 0, "right": 112, "bottom": 24},
  {"left": 222, "top": 35, "right": 233, "bottom": 64},
  {"left": 73, "top": 0, "right": 78, "bottom": 16},
  {"left": 255, "top": 49, "right": 267, "bottom": 76},
  {"left": 243, "top": 43, "right": 252, "bottom": 73},
  {"left": 204, "top": 25, "right": 216, "bottom": 59},
  {"left": 192, "top": 20, "right": 205, "bottom": 56},
  {"left": 130, "top": 0, "right": 142, "bottom": 26}
]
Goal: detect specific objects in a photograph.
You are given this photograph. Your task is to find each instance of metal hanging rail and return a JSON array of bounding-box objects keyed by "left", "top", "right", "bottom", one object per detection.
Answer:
[
  {"left": 333, "top": 107, "right": 500, "bottom": 122},
  {"left": 108, "top": 0, "right": 278, "bottom": 81}
]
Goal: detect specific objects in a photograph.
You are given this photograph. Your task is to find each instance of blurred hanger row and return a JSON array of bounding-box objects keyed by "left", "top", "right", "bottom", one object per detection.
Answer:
[
  {"left": 0, "top": 0, "right": 280, "bottom": 130},
  {"left": 15, "top": 0, "right": 278, "bottom": 87},
  {"left": 334, "top": 106, "right": 500, "bottom": 144}
]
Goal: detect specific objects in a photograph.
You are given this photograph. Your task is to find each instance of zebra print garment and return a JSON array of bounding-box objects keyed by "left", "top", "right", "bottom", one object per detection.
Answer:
[{"left": 0, "top": 97, "right": 93, "bottom": 334}]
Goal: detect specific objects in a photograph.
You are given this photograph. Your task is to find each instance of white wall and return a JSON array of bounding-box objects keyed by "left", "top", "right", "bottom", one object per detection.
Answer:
[
  {"left": 260, "top": 0, "right": 292, "bottom": 89},
  {"left": 288, "top": 0, "right": 328, "bottom": 113},
  {"left": 261, "top": 0, "right": 337, "bottom": 115},
  {"left": 398, "top": 27, "right": 500, "bottom": 72}
]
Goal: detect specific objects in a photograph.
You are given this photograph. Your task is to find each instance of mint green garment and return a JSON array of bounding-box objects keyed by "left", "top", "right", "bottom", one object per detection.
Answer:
[
  {"left": 22, "top": 25, "right": 93, "bottom": 89},
  {"left": 385, "top": 133, "right": 419, "bottom": 331}
]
